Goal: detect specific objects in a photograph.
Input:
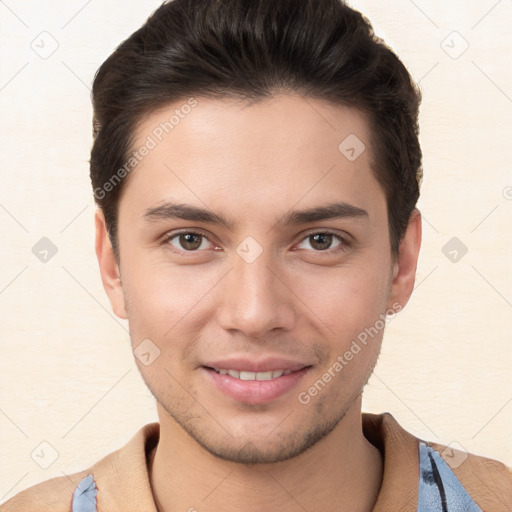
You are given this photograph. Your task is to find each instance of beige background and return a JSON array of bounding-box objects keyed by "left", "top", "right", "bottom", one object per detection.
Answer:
[{"left": 1, "top": 0, "right": 511, "bottom": 501}]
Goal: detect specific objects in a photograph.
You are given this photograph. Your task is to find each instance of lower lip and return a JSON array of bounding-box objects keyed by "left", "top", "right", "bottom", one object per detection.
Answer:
[{"left": 203, "top": 367, "right": 311, "bottom": 404}]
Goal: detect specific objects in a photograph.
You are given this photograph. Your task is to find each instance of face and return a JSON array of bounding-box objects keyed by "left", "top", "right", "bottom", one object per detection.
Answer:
[{"left": 96, "top": 94, "right": 420, "bottom": 464}]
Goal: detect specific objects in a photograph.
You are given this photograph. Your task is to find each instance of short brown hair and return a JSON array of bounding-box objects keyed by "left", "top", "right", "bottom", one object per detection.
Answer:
[{"left": 90, "top": 0, "right": 422, "bottom": 257}]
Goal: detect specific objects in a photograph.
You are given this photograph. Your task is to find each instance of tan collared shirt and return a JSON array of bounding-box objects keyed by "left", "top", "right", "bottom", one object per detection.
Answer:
[{"left": 2, "top": 413, "right": 511, "bottom": 511}]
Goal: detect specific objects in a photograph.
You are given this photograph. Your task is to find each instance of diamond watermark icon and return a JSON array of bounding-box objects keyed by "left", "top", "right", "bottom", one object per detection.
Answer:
[
  {"left": 441, "top": 31, "right": 469, "bottom": 60},
  {"left": 134, "top": 338, "right": 161, "bottom": 366},
  {"left": 32, "top": 237, "right": 58, "bottom": 263},
  {"left": 338, "top": 134, "right": 366, "bottom": 162},
  {"left": 236, "top": 236, "right": 263, "bottom": 264},
  {"left": 31, "top": 441, "right": 59, "bottom": 469},
  {"left": 441, "top": 441, "right": 469, "bottom": 469},
  {"left": 442, "top": 237, "right": 468, "bottom": 263},
  {"left": 30, "top": 31, "right": 59, "bottom": 60},
  {"left": 236, "top": 236, "right": 263, "bottom": 263}
]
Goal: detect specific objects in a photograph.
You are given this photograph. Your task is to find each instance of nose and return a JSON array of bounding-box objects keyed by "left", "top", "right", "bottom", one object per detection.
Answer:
[{"left": 216, "top": 249, "right": 297, "bottom": 339}]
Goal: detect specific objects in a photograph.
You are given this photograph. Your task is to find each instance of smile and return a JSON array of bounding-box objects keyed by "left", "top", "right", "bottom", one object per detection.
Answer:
[
  {"left": 203, "top": 365, "right": 312, "bottom": 404},
  {"left": 211, "top": 368, "right": 294, "bottom": 380}
]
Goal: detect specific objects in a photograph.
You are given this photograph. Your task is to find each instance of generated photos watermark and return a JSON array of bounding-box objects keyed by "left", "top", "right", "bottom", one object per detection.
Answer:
[
  {"left": 94, "top": 98, "right": 198, "bottom": 200},
  {"left": 298, "top": 301, "right": 403, "bottom": 405}
]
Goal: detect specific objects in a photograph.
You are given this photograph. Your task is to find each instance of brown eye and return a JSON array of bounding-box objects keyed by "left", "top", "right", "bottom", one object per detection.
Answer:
[
  {"left": 295, "top": 232, "right": 346, "bottom": 253},
  {"left": 167, "top": 232, "right": 210, "bottom": 251},
  {"left": 180, "top": 233, "right": 202, "bottom": 250},
  {"left": 309, "top": 233, "right": 334, "bottom": 251}
]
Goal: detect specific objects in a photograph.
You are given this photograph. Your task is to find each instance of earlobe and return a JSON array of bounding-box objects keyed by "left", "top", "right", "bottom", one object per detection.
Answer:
[
  {"left": 387, "top": 208, "right": 422, "bottom": 311},
  {"left": 94, "top": 209, "right": 128, "bottom": 319}
]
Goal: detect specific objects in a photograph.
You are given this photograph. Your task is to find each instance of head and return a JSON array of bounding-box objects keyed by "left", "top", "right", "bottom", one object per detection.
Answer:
[{"left": 93, "top": 0, "right": 423, "bottom": 464}]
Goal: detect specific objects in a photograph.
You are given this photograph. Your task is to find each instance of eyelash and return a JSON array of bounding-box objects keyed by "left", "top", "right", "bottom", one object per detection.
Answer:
[{"left": 161, "top": 229, "right": 351, "bottom": 255}]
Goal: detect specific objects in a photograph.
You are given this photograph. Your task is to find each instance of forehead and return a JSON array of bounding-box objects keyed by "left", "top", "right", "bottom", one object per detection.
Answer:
[{"left": 121, "top": 94, "right": 385, "bottom": 224}]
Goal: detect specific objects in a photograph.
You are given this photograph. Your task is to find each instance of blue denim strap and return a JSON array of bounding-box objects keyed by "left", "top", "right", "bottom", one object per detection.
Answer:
[
  {"left": 418, "top": 442, "right": 482, "bottom": 511},
  {"left": 72, "top": 474, "right": 98, "bottom": 512}
]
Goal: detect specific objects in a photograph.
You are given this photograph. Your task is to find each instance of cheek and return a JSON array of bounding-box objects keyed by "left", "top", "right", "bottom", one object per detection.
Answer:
[
  {"left": 291, "top": 258, "right": 391, "bottom": 334},
  {"left": 122, "top": 268, "right": 201, "bottom": 381},
  {"left": 121, "top": 258, "right": 221, "bottom": 343}
]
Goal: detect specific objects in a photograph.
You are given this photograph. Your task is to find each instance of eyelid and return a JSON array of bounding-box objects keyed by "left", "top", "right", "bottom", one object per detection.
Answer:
[{"left": 299, "top": 228, "right": 351, "bottom": 240}]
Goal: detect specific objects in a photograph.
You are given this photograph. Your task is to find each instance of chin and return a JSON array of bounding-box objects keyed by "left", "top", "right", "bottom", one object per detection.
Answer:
[{"left": 174, "top": 408, "right": 346, "bottom": 465}]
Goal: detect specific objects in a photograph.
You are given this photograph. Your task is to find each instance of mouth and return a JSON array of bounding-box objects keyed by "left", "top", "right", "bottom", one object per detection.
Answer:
[
  {"left": 208, "top": 367, "right": 295, "bottom": 380},
  {"left": 202, "top": 364, "right": 312, "bottom": 404}
]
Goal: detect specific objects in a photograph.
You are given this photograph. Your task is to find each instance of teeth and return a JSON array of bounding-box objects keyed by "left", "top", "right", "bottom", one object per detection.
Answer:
[{"left": 213, "top": 368, "right": 295, "bottom": 381}]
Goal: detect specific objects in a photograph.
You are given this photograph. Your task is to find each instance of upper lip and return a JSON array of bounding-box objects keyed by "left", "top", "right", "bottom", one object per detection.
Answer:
[{"left": 202, "top": 357, "right": 310, "bottom": 373}]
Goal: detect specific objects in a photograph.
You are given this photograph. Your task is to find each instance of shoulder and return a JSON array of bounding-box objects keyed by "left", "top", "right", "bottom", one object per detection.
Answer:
[
  {"left": 0, "top": 469, "right": 91, "bottom": 512},
  {"left": 363, "top": 412, "right": 512, "bottom": 511},
  {"left": 0, "top": 422, "right": 159, "bottom": 512},
  {"left": 426, "top": 439, "right": 512, "bottom": 510}
]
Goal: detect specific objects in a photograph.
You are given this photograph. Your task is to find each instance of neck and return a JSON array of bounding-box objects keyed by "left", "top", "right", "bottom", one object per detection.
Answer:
[{"left": 149, "top": 397, "right": 383, "bottom": 512}]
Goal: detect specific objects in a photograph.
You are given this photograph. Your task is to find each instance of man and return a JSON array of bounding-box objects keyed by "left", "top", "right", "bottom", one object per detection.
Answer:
[{"left": 2, "top": 0, "right": 511, "bottom": 510}]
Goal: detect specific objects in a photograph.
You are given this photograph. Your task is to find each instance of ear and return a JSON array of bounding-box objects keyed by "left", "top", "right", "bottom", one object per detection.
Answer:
[
  {"left": 95, "top": 209, "right": 127, "bottom": 319},
  {"left": 387, "top": 208, "right": 422, "bottom": 311}
]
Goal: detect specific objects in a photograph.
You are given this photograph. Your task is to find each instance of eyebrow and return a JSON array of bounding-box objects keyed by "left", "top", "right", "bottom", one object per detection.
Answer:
[{"left": 143, "top": 201, "right": 368, "bottom": 229}]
